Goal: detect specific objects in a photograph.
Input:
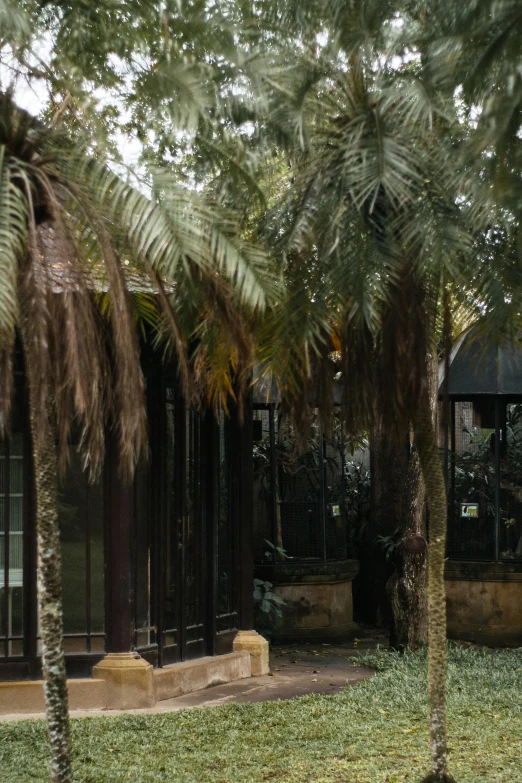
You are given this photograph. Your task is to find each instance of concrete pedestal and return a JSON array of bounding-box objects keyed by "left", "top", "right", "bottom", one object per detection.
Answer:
[
  {"left": 92, "top": 652, "right": 155, "bottom": 709},
  {"left": 255, "top": 559, "right": 360, "bottom": 643},
  {"left": 445, "top": 561, "right": 522, "bottom": 646},
  {"left": 233, "top": 630, "right": 270, "bottom": 675}
]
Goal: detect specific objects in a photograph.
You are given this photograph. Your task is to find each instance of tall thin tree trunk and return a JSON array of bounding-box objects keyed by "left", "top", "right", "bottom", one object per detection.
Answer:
[
  {"left": 388, "top": 445, "right": 428, "bottom": 650},
  {"left": 414, "top": 383, "right": 455, "bottom": 783},
  {"left": 21, "top": 323, "right": 73, "bottom": 783},
  {"left": 366, "top": 404, "right": 410, "bottom": 627}
]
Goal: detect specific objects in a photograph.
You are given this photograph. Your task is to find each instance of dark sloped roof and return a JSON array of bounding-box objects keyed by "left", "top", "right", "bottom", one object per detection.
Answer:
[{"left": 440, "top": 327, "right": 522, "bottom": 396}]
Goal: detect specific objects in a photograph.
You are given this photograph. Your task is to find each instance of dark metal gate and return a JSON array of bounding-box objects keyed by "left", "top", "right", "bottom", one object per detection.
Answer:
[
  {"left": 141, "top": 369, "right": 240, "bottom": 669},
  {"left": 446, "top": 398, "right": 522, "bottom": 562},
  {"left": 253, "top": 405, "right": 348, "bottom": 565}
]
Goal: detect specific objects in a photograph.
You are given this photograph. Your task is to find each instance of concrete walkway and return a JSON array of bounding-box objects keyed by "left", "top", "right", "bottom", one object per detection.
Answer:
[{"left": 0, "top": 640, "right": 381, "bottom": 721}]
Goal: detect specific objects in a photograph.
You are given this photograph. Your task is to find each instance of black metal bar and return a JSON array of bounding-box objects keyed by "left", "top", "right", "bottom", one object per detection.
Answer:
[
  {"left": 85, "top": 482, "right": 91, "bottom": 654},
  {"left": 104, "top": 432, "right": 134, "bottom": 654},
  {"left": 24, "top": 397, "right": 38, "bottom": 677},
  {"left": 495, "top": 399, "right": 501, "bottom": 562},
  {"left": 176, "top": 394, "right": 187, "bottom": 659},
  {"left": 193, "top": 411, "right": 204, "bottom": 650},
  {"left": 204, "top": 409, "right": 219, "bottom": 657},
  {"left": 444, "top": 400, "right": 456, "bottom": 552},
  {"left": 450, "top": 401, "right": 456, "bottom": 497},
  {"left": 132, "top": 468, "right": 138, "bottom": 649},
  {"left": 224, "top": 412, "right": 239, "bottom": 631},
  {"left": 443, "top": 402, "right": 449, "bottom": 490},
  {"left": 233, "top": 391, "right": 254, "bottom": 630},
  {"left": 228, "top": 410, "right": 239, "bottom": 627},
  {"left": 150, "top": 368, "right": 166, "bottom": 666},
  {"left": 268, "top": 405, "right": 278, "bottom": 560},
  {"left": 319, "top": 426, "right": 327, "bottom": 563}
]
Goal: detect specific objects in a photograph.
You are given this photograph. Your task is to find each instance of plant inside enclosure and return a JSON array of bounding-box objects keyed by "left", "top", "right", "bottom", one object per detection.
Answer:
[
  {"left": 254, "top": 413, "right": 370, "bottom": 560},
  {"left": 262, "top": 539, "right": 290, "bottom": 561},
  {"left": 452, "top": 403, "right": 522, "bottom": 559},
  {"left": 253, "top": 577, "right": 286, "bottom": 633}
]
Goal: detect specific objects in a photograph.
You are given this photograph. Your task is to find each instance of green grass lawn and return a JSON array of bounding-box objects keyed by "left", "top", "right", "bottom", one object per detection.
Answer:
[{"left": 1, "top": 646, "right": 521, "bottom": 782}]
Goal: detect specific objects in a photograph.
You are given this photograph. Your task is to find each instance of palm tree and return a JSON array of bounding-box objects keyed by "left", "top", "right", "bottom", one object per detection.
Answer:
[
  {"left": 248, "top": 3, "right": 477, "bottom": 779},
  {"left": 0, "top": 93, "right": 273, "bottom": 783}
]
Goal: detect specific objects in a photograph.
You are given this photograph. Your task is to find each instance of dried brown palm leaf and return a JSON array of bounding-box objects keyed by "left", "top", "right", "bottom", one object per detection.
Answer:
[
  {"left": 36, "top": 214, "right": 110, "bottom": 478},
  {"left": 150, "top": 268, "right": 193, "bottom": 402},
  {"left": 192, "top": 270, "right": 254, "bottom": 416},
  {"left": 0, "top": 334, "right": 14, "bottom": 438},
  {"left": 59, "top": 180, "right": 147, "bottom": 480}
]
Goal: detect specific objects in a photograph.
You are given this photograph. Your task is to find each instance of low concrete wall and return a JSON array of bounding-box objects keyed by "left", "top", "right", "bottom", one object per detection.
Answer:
[
  {"left": 0, "top": 678, "right": 107, "bottom": 715},
  {"left": 153, "top": 651, "right": 251, "bottom": 703},
  {"left": 445, "top": 561, "right": 522, "bottom": 646},
  {"left": 0, "top": 651, "right": 253, "bottom": 715},
  {"left": 256, "top": 559, "right": 359, "bottom": 643}
]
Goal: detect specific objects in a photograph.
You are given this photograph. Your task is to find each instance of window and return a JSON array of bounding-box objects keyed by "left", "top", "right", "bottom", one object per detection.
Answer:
[
  {"left": 57, "top": 449, "right": 104, "bottom": 654},
  {"left": 0, "top": 433, "right": 24, "bottom": 658}
]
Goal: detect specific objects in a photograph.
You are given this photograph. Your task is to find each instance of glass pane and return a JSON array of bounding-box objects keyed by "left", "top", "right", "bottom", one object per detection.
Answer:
[
  {"left": 64, "top": 636, "right": 87, "bottom": 653},
  {"left": 91, "top": 636, "right": 105, "bottom": 653},
  {"left": 10, "top": 585, "right": 23, "bottom": 637},
  {"left": 59, "top": 451, "right": 87, "bottom": 634},
  {"left": 8, "top": 638, "right": 23, "bottom": 657},
  {"left": 59, "top": 446, "right": 104, "bottom": 640},
  {"left": 499, "top": 404, "right": 522, "bottom": 560},
  {"left": 0, "top": 434, "right": 24, "bottom": 658}
]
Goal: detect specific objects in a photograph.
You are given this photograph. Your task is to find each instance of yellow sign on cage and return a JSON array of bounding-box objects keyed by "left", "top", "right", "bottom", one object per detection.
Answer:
[{"left": 460, "top": 503, "right": 479, "bottom": 518}]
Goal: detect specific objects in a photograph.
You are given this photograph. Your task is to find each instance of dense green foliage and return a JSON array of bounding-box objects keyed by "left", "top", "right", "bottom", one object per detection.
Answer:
[
  {"left": 3, "top": 2, "right": 522, "bottom": 781},
  {"left": 1, "top": 646, "right": 520, "bottom": 783}
]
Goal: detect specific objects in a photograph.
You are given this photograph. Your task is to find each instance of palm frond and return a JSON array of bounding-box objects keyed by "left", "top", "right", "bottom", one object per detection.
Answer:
[{"left": 0, "top": 149, "right": 25, "bottom": 338}]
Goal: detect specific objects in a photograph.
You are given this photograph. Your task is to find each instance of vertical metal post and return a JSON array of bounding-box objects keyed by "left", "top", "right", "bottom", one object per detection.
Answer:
[
  {"left": 494, "top": 399, "right": 501, "bottom": 562},
  {"left": 232, "top": 391, "right": 254, "bottom": 631},
  {"left": 24, "top": 406, "right": 38, "bottom": 676},
  {"left": 446, "top": 400, "right": 456, "bottom": 552},
  {"left": 149, "top": 369, "right": 165, "bottom": 666},
  {"left": 268, "top": 405, "right": 278, "bottom": 560},
  {"left": 86, "top": 483, "right": 91, "bottom": 654},
  {"left": 132, "top": 472, "right": 139, "bottom": 650},
  {"left": 203, "top": 409, "right": 219, "bottom": 657},
  {"left": 450, "top": 401, "right": 456, "bottom": 496},
  {"left": 319, "top": 426, "right": 327, "bottom": 563},
  {"left": 443, "top": 404, "right": 449, "bottom": 490},
  {"left": 104, "top": 433, "right": 134, "bottom": 654},
  {"left": 177, "top": 396, "right": 187, "bottom": 659}
]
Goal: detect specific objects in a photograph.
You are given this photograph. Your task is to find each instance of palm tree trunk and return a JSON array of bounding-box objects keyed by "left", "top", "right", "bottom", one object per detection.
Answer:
[
  {"left": 20, "top": 323, "right": 73, "bottom": 783},
  {"left": 414, "top": 383, "right": 455, "bottom": 783},
  {"left": 388, "top": 444, "right": 428, "bottom": 651},
  {"left": 368, "top": 405, "right": 410, "bottom": 627}
]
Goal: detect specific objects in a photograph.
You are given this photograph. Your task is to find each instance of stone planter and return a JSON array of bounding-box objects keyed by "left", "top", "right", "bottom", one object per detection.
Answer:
[
  {"left": 445, "top": 561, "right": 522, "bottom": 646},
  {"left": 255, "top": 559, "right": 359, "bottom": 643}
]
